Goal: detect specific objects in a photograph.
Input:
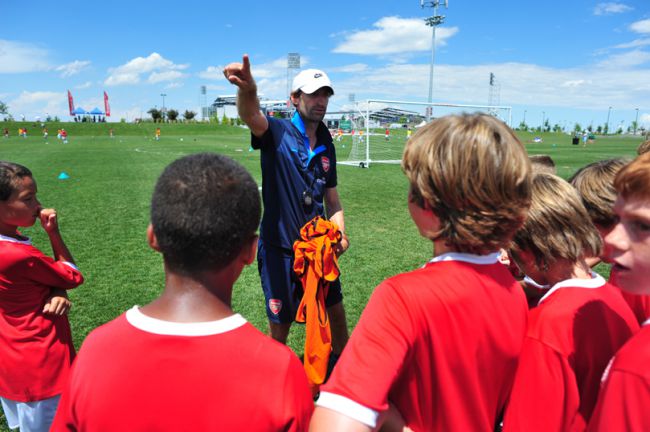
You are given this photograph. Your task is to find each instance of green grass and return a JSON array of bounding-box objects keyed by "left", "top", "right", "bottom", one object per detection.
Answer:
[{"left": 0, "top": 122, "right": 644, "bottom": 430}]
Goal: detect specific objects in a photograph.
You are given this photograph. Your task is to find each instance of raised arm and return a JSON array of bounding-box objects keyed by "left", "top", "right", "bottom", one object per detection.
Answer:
[
  {"left": 40, "top": 208, "right": 75, "bottom": 264},
  {"left": 223, "top": 54, "right": 268, "bottom": 138}
]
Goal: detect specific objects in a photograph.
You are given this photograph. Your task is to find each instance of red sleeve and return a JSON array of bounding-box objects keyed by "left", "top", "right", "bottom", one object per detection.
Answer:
[
  {"left": 320, "top": 281, "right": 414, "bottom": 416},
  {"left": 283, "top": 353, "right": 314, "bottom": 432},
  {"left": 504, "top": 338, "right": 582, "bottom": 431},
  {"left": 588, "top": 369, "right": 650, "bottom": 432},
  {"left": 23, "top": 247, "right": 84, "bottom": 289}
]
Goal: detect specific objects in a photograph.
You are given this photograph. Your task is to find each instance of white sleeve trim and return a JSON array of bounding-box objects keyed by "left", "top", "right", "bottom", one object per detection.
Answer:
[
  {"left": 61, "top": 261, "right": 79, "bottom": 271},
  {"left": 316, "top": 392, "right": 379, "bottom": 428}
]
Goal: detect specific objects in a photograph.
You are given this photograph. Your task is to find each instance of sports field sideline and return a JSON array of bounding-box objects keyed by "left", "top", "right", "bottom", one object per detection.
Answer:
[{"left": 0, "top": 121, "right": 643, "bottom": 431}]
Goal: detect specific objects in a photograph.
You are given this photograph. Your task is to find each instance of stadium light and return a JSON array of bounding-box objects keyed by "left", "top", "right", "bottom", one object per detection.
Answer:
[
  {"left": 634, "top": 108, "right": 639, "bottom": 135},
  {"left": 523, "top": 110, "right": 527, "bottom": 125},
  {"left": 421, "top": 0, "right": 448, "bottom": 121},
  {"left": 606, "top": 106, "right": 612, "bottom": 135},
  {"left": 542, "top": 111, "right": 545, "bottom": 131},
  {"left": 160, "top": 93, "right": 167, "bottom": 122}
]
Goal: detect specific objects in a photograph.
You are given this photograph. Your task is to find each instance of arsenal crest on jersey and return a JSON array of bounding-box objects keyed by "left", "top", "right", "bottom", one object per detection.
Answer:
[
  {"left": 269, "top": 299, "right": 282, "bottom": 315},
  {"left": 321, "top": 156, "right": 330, "bottom": 172}
]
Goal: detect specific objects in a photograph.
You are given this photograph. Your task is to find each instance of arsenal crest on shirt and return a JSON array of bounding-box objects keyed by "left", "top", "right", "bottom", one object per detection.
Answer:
[
  {"left": 269, "top": 299, "right": 282, "bottom": 315},
  {"left": 321, "top": 156, "right": 330, "bottom": 172}
]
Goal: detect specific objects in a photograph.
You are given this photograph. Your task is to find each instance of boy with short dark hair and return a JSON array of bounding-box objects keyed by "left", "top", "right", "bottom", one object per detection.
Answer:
[
  {"left": 0, "top": 161, "right": 83, "bottom": 432},
  {"left": 588, "top": 152, "right": 650, "bottom": 431},
  {"left": 310, "top": 113, "right": 532, "bottom": 431},
  {"left": 52, "top": 153, "right": 313, "bottom": 431},
  {"left": 503, "top": 173, "right": 639, "bottom": 431}
]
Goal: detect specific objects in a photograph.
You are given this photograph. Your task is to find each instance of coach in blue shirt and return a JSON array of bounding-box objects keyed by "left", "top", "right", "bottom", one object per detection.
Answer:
[{"left": 224, "top": 55, "right": 349, "bottom": 356}]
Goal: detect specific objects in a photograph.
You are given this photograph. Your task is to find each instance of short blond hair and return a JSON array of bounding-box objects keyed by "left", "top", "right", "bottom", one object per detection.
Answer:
[
  {"left": 402, "top": 113, "right": 532, "bottom": 254},
  {"left": 569, "top": 158, "right": 629, "bottom": 228},
  {"left": 615, "top": 152, "right": 650, "bottom": 201},
  {"left": 637, "top": 140, "right": 650, "bottom": 155},
  {"left": 511, "top": 173, "right": 602, "bottom": 270},
  {"left": 529, "top": 154, "right": 556, "bottom": 175}
]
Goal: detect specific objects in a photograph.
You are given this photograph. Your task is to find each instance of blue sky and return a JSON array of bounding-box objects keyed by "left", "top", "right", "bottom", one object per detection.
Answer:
[{"left": 1, "top": 0, "right": 649, "bottom": 131}]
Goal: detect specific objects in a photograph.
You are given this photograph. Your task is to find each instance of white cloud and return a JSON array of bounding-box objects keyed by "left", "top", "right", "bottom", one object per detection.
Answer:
[
  {"left": 640, "top": 113, "right": 650, "bottom": 127},
  {"left": 330, "top": 63, "right": 369, "bottom": 73},
  {"left": 55, "top": 60, "right": 91, "bottom": 77},
  {"left": 8, "top": 91, "right": 66, "bottom": 119},
  {"left": 630, "top": 19, "right": 650, "bottom": 34},
  {"left": 0, "top": 40, "right": 51, "bottom": 73},
  {"left": 333, "top": 16, "right": 458, "bottom": 55},
  {"left": 613, "top": 38, "right": 650, "bottom": 49},
  {"left": 593, "top": 3, "right": 633, "bottom": 15},
  {"left": 104, "top": 53, "right": 189, "bottom": 86},
  {"left": 75, "top": 81, "right": 93, "bottom": 89},
  {"left": 598, "top": 49, "right": 650, "bottom": 67},
  {"left": 560, "top": 79, "right": 592, "bottom": 88},
  {"left": 148, "top": 70, "right": 186, "bottom": 83},
  {"left": 198, "top": 66, "right": 224, "bottom": 80},
  {"left": 164, "top": 82, "right": 184, "bottom": 89}
]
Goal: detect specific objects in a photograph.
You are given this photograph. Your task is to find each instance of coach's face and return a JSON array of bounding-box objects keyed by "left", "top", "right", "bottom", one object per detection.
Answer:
[{"left": 294, "top": 87, "right": 331, "bottom": 124}]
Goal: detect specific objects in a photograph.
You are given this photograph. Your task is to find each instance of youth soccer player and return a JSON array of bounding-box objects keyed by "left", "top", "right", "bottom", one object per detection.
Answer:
[
  {"left": 310, "top": 113, "right": 532, "bottom": 431},
  {"left": 570, "top": 158, "right": 650, "bottom": 324},
  {"left": 588, "top": 152, "right": 650, "bottom": 431},
  {"left": 503, "top": 173, "right": 639, "bottom": 431},
  {"left": 52, "top": 153, "right": 313, "bottom": 431},
  {"left": 0, "top": 161, "right": 83, "bottom": 432}
]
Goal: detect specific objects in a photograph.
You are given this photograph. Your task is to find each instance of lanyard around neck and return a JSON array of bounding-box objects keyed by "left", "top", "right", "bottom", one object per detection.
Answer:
[{"left": 291, "top": 111, "right": 326, "bottom": 165}]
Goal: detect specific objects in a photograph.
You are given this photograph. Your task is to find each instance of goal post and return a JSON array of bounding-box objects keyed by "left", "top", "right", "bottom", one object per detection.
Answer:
[{"left": 337, "top": 99, "right": 512, "bottom": 168}]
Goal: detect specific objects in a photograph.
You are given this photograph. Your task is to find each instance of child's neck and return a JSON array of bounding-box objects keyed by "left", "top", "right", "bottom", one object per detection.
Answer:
[
  {"left": 0, "top": 222, "right": 22, "bottom": 239},
  {"left": 546, "top": 258, "right": 593, "bottom": 286},
  {"left": 139, "top": 270, "right": 236, "bottom": 323}
]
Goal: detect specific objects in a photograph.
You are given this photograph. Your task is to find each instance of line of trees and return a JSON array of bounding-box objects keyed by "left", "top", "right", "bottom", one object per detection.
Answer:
[{"left": 147, "top": 108, "right": 196, "bottom": 123}]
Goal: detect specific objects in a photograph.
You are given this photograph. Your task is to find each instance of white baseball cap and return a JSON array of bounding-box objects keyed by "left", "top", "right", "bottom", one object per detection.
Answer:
[{"left": 291, "top": 69, "right": 334, "bottom": 95}]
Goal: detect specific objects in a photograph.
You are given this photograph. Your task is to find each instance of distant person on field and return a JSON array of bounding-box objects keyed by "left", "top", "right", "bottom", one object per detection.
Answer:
[
  {"left": 223, "top": 55, "right": 350, "bottom": 360},
  {"left": 3, "top": 128, "right": 8, "bottom": 138},
  {"left": 503, "top": 173, "right": 639, "bottom": 431},
  {"left": 109, "top": 128, "right": 114, "bottom": 139},
  {"left": 60, "top": 129, "right": 68, "bottom": 144},
  {"left": 384, "top": 128, "right": 390, "bottom": 141},
  {"left": 155, "top": 127, "right": 161, "bottom": 141},
  {"left": 51, "top": 153, "right": 313, "bottom": 431},
  {"left": 42, "top": 127, "right": 48, "bottom": 139},
  {"left": 588, "top": 152, "right": 650, "bottom": 431},
  {"left": 0, "top": 161, "right": 83, "bottom": 432},
  {"left": 637, "top": 139, "right": 650, "bottom": 155},
  {"left": 310, "top": 113, "right": 532, "bottom": 431}
]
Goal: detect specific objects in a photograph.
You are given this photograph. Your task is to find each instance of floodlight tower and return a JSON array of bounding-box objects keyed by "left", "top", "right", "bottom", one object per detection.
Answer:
[
  {"left": 421, "top": 0, "right": 448, "bottom": 121},
  {"left": 200, "top": 85, "right": 207, "bottom": 121},
  {"left": 160, "top": 93, "right": 167, "bottom": 122},
  {"left": 287, "top": 53, "right": 301, "bottom": 98},
  {"left": 488, "top": 72, "right": 501, "bottom": 117}
]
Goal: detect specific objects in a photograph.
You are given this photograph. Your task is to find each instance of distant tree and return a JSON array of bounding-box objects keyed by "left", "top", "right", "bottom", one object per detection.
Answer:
[
  {"left": 54, "top": 116, "right": 60, "bottom": 122},
  {"left": 603, "top": 123, "right": 609, "bottom": 135},
  {"left": 148, "top": 108, "right": 162, "bottom": 122},
  {"left": 518, "top": 121, "right": 528, "bottom": 131},
  {"left": 587, "top": 125, "right": 593, "bottom": 132},
  {"left": 616, "top": 127, "right": 623, "bottom": 135},
  {"left": 543, "top": 119, "right": 551, "bottom": 133},
  {"left": 553, "top": 124, "right": 562, "bottom": 133},
  {"left": 596, "top": 125, "right": 603, "bottom": 134},
  {"left": 183, "top": 110, "right": 196, "bottom": 121},
  {"left": 630, "top": 120, "right": 639, "bottom": 134},
  {"left": 167, "top": 109, "right": 179, "bottom": 122},
  {"left": 222, "top": 113, "right": 229, "bottom": 125},
  {"left": 0, "top": 100, "right": 8, "bottom": 115},
  {"left": 574, "top": 123, "right": 582, "bottom": 133}
]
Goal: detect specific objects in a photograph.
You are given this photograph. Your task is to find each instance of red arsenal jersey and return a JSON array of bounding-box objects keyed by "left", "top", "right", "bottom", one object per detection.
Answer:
[
  {"left": 588, "top": 320, "right": 650, "bottom": 432},
  {"left": 52, "top": 307, "right": 313, "bottom": 431},
  {"left": 318, "top": 252, "right": 528, "bottom": 430},
  {"left": 503, "top": 275, "right": 639, "bottom": 431},
  {"left": 0, "top": 235, "right": 83, "bottom": 402}
]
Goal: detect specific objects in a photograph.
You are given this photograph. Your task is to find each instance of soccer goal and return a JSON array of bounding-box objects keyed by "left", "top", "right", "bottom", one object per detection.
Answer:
[{"left": 337, "top": 99, "right": 512, "bottom": 168}]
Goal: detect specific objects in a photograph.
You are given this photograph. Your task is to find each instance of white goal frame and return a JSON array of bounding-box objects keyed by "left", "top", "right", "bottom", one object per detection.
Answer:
[{"left": 338, "top": 99, "right": 512, "bottom": 168}]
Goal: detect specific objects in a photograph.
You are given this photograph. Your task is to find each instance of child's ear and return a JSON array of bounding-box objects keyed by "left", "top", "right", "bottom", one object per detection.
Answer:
[
  {"left": 146, "top": 224, "right": 161, "bottom": 252},
  {"left": 242, "top": 235, "right": 258, "bottom": 266}
]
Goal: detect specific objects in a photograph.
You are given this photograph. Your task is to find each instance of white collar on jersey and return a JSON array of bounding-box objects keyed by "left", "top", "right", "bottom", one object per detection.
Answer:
[
  {"left": 644, "top": 317, "right": 650, "bottom": 327},
  {"left": 126, "top": 306, "right": 247, "bottom": 337},
  {"left": 428, "top": 251, "right": 501, "bottom": 265},
  {"left": 0, "top": 233, "right": 31, "bottom": 245},
  {"left": 538, "top": 272, "right": 606, "bottom": 305}
]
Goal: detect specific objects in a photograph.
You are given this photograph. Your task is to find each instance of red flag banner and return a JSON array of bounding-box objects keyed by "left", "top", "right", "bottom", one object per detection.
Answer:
[
  {"left": 67, "top": 90, "right": 75, "bottom": 116},
  {"left": 104, "top": 91, "right": 111, "bottom": 117}
]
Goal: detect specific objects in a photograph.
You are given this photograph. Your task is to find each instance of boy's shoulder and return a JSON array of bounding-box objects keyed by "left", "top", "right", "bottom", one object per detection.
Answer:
[
  {"left": 609, "top": 324, "right": 650, "bottom": 380},
  {"left": 0, "top": 236, "right": 43, "bottom": 262}
]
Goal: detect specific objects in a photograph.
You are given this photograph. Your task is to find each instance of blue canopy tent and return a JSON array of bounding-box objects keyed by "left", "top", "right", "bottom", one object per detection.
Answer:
[
  {"left": 89, "top": 107, "right": 104, "bottom": 115},
  {"left": 72, "top": 107, "right": 87, "bottom": 115}
]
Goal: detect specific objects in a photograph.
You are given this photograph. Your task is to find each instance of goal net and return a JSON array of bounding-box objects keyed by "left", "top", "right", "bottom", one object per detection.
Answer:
[{"left": 337, "top": 99, "right": 512, "bottom": 168}]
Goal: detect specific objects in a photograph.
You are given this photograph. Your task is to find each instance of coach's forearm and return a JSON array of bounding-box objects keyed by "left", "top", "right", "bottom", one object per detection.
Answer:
[{"left": 237, "top": 87, "right": 268, "bottom": 137}]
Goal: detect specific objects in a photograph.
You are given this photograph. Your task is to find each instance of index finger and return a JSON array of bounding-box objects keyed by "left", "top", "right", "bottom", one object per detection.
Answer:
[{"left": 242, "top": 54, "right": 251, "bottom": 74}]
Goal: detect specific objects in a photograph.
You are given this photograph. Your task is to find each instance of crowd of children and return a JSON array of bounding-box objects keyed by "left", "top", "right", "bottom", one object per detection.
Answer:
[{"left": 1, "top": 120, "right": 650, "bottom": 431}]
